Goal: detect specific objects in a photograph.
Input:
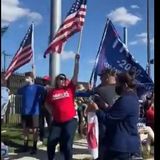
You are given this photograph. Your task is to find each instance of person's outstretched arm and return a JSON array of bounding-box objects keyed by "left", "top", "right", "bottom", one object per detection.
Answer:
[{"left": 72, "top": 54, "right": 80, "bottom": 85}]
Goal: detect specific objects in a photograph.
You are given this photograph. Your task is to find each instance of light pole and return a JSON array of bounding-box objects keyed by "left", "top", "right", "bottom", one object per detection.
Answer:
[
  {"left": 49, "top": 0, "right": 61, "bottom": 86},
  {"left": 123, "top": 27, "right": 128, "bottom": 47},
  {"left": 146, "top": 0, "right": 151, "bottom": 77},
  {"left": 2, "top": 51, "right": 12, "bottom": 71}
]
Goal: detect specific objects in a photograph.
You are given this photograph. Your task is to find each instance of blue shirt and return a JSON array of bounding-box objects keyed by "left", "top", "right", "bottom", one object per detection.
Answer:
[{"left": 18, "top": 84, "right": 45, "bottom": 115}]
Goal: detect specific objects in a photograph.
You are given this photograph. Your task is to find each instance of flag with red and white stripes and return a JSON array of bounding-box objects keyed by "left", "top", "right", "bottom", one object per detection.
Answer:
[
  {"left": 87, "top": 112, "right": 99, "bottom": 159},
  {"left": 44, "top": 0, "right": 87, "bottom": 58},
  {"left": 5, "top": 24, "right": 33, "bottom": 80}
]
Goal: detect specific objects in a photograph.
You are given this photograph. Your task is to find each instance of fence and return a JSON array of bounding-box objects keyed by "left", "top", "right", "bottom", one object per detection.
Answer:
[
  {"left": 1, "top": 71, "right": 44, "bottom": 125},
  {"left": 1, "top": 71, "right": 88, "bottom": 125},
  {"left": 3, "top": 95, "right": 22, "bottom": 125}
]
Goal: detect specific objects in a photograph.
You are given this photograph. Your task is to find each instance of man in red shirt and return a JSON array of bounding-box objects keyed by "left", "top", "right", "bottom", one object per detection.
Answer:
[{"left": 45, "top": 54, "right": 80, "bottom": 160}]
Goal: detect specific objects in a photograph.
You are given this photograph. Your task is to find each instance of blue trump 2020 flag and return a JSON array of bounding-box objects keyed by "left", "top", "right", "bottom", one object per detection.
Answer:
[{"left": 91, "top": 19, "right": 153, "bottom": 91}]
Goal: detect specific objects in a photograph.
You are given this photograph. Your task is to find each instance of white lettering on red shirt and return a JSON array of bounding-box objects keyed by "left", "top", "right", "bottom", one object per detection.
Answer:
[{"left": 52, "top": 91, "right": 70, "bottom": 100}]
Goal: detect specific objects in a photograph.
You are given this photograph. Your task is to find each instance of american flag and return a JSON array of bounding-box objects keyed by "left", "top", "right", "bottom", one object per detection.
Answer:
[
  {"left": 5, "top": 24, "right": 33, "bottom": 80},
  {"left": 44, "top": 0, "right": 87, "bottom": 58}
]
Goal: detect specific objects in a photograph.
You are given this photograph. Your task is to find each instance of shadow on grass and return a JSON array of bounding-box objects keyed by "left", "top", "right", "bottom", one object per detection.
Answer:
[
  {"left": 2, "top": 138, "right": 23, "bottom": 149},
  {"left": 74, "top": 141, "right": 88, "bottom": 148},
  {"left": 9, "top": 148, "right": 48, "bottom": 160},
  {"left": 74, "top": 147, "right": 91, "bottom": 158},
  {"left": 9, "top": 146, "right": 91, "bottom": 160}
]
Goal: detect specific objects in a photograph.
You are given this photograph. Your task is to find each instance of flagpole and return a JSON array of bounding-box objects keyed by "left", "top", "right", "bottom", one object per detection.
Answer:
[
  {"left": 123, "top": 27, "right": 128, "bottom": 47},
  {"left": 146, "top": 0, "right": 151, "bottom": 77},
  {"left": 31, "top": 23, "right": 36, "bottom": 83},
  {"left": 89, "top": 18, "right": 110, "bottom": 85},
  {"left": 49, "top": 0, "right": 61, "bottom": 86},
  {"left": 76, "top": 0, "right": 86, "bottom": 55},
  {"left": 77, "top": 28, "right": 83, "bottom": 55}
]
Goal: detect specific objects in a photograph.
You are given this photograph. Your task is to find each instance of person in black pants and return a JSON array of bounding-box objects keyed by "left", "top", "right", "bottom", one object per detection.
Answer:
[
  {"left": 39, "top": 76, "right": 52, "bottom": 142},
  {"left": 87, "top": 71, "right": 141, "bottom": 160},
  {"left": 45, "top": 54, "right": 80, "bottom": 160},
  {"left": 94, "top": 68, "right": 118, "bottom": 160}
]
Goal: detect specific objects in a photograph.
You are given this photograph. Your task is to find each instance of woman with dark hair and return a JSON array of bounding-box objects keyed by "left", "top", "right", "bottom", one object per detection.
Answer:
[
  {"left": 87, "top": 71, "right": 141, "bottom": 160},
  {"left": 45, "top": 54, "right": 80, "bottom": 160}
]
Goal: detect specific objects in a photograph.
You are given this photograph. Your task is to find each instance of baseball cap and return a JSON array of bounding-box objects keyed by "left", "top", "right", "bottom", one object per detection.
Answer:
[
  {"left": 24, "top": 72, "right": 34, "bottom": 78},
  {"left": 43, "top": 76, "right": 51, "bottom": 81}
]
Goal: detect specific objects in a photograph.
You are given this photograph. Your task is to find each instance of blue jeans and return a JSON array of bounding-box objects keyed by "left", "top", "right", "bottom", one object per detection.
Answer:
[{"left": 47, "top": 118, "right": 77, "bottom": 160}]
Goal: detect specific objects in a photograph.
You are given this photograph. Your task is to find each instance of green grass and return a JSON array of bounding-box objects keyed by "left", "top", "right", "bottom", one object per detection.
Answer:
[
  {"left": 2, "top": 125, "right": 23, "bottom": 152},
  {"left": 1, "top": 124, "right": 47, "bottom": 152},
  {"left": 1, "top": 124, "right": 82, "bottom": 153}
]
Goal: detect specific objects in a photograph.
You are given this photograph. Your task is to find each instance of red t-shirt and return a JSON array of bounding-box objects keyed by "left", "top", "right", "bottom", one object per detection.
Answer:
[
  {"left": 146, "top": 106, "right": 154, "bottom": 129},
  {"left": 46, "top": 81, "right": 76, "bottom": 123}
]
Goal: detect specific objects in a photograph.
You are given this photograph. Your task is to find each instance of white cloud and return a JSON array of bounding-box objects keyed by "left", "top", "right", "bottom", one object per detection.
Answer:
[
  {"left": 88, "top": 59, "right": 95, "bottom": 64},
  {"left": 1, "top": 0, "right": 42, "bottom": 26},
  {"left": 129, "top": 32, "right": 154, "bottom": 49},
  {"left": 130, "top": 5, "right": 139, "bottom": 9},
  {"left": 27, "top": 12, "right": 43, "bottom": 25},
  {"left": 129, "top": 41, "right": 138, "bottom": 46},
  {"left": 61, "top": 51, "right": 75, "bottom": 60},
  {"left": 107, "top": 7, "right": 141, "bottom": 26},
  {"left": 136, "top": 33, "right": 147, "bottom": 38},
  {"left": 136, "top": 32, "right": 147, "bottom": 44}
]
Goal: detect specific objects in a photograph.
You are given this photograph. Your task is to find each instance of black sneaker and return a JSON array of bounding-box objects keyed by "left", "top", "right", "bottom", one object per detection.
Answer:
[
  {"left": 30, "top": 148, "right": 37, "bottom": 155},
  {"left": 15, "top": 146, "right": 29, "bottom": 153}
]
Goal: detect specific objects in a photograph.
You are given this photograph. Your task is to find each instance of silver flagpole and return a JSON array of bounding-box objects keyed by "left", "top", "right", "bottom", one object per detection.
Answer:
[
  {"left": 77, "top": 29, "right": 83, "bottom": 55},
  {"left": 123, "top": 27, "right": 128, "bottom": 47},
  {"left": 77, "top": 0, "right": 87, "bottom": 55},
  {"left": 146, "top": 0, "right": 151, "bottom": 77},
  {"left": 31, "top": 23, "right": 36, "bottom": 83},
  {"left": 49, "top": 0, "right": 61, "bottom": 86}
]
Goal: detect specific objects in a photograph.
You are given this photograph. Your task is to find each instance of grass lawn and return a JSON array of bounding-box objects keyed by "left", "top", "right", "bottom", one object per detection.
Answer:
[
  {"left": 1, "top": 124, "right": 82, "bottom": 153},
  {"left": 2, "top": 124, "right": 28, "bottom": 153}
]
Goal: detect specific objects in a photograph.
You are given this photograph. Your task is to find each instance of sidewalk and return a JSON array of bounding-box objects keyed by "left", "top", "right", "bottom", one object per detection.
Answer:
[
  {"left": 8, "top": 138, "right": 92, "bottom": 160},
  {"left": 8, "top": 138, "right": 154, "bottom": 160}
]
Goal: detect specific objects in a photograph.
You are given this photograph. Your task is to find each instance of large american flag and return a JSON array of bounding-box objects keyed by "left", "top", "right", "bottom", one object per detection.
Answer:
[
  {"left": 44, "top": 0, "right": 87, "bottom": 58},
  {"left": 5, "top": 24, "right": 33, "bottom": 80}
]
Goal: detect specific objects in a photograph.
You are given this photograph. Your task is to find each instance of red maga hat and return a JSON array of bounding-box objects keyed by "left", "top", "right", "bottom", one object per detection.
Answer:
[{"left": 43, "top": 76, "right": 51, "bottom": 81}]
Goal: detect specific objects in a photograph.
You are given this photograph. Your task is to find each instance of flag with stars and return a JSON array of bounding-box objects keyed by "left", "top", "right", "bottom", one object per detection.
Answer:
[
  {"left": 91, "top": 18, "right": 153, "bottom": 90},
  {"left": 44, "top": 0, "right": 87, "bottom": 58},
  {"left": 5, "top": 24, "right": 33, "bottom": 80}
]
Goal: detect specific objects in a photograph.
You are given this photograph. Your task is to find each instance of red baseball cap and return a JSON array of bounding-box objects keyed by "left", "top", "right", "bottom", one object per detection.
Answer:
[{"left": 43, "top": 76, "right": 51, "bottom": 81}]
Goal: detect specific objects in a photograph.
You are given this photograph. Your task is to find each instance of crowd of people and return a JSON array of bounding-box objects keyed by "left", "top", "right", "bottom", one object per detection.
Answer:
[{"left": 1, "top": 53, "right": 154, "bottom": 160}]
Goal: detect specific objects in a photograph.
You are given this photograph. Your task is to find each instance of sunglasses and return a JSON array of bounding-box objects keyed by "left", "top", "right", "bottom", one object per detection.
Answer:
[{"left": 59, "top": 77, "right": 66, "bottom": 81}]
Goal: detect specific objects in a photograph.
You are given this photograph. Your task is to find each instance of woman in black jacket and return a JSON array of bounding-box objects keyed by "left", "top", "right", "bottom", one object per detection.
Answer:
[{"left": 87, "top": 72, "right": 141, "bottom": 160}]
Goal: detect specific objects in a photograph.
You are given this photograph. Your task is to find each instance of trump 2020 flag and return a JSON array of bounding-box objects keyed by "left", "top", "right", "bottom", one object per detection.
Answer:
[
  {"left": 87, "top": 112, "right": 99, "bottom": 159},
  {"left": 91, "top": 18, "right": 153, "bottom": 90},
  {"left": 44, "top": 0, "right": 87, "bottom": 58}
]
